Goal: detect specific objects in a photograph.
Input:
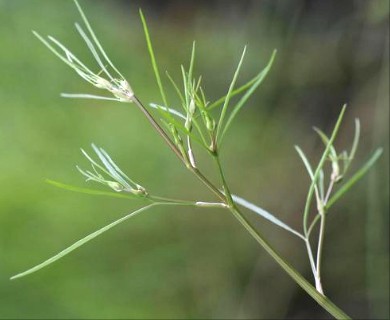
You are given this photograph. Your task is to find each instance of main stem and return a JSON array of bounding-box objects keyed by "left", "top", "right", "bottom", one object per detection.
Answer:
[{"left": 134, "top": 97, "right": 350, "bottom": 319}]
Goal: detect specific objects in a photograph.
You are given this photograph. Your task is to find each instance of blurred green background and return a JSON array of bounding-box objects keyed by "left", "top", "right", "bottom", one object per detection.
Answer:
[{"left": 0, "top": 0, "right": 388, "bottom": 319}]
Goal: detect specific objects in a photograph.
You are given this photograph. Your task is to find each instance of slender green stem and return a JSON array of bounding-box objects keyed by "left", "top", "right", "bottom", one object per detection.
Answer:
[
  {"left": 133, "top": 96, "right": 184, "bottom": 162},
  {"left": 148, "top": 195, "right": 195, "bottom": 205},
  {"left": 213, "top": 153, "right": 234, "bottom": 206}
]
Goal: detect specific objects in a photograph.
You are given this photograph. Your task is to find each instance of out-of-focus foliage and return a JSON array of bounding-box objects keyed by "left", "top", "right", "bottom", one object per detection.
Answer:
[{"left": 0, "top": 0, "right": 388, "bottom": 319}]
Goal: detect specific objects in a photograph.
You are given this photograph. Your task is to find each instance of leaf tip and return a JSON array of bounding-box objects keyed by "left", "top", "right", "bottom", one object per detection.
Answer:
[{"left": 139, "top": 8, "right": 145, "bottom": 21}]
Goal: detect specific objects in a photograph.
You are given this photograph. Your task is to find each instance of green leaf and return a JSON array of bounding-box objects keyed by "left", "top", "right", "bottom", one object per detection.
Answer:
[
  {"left": 73, "top": 0, "right": 124, "bottom": 79},
  {"left": 326, "top": 148, "right": 383, "bottom": 209},
  {"left": 343, "top": 118, "right": 360, "bottom": 174},
  {"left": 295, "top": 145, "right": 327, "bottom": 202},
  {"left": 139, "top": 9, "right": 168, "bottom": 106},
  {"left": 188, "top": 41, "right": 196, "bottom": 86},
  {"left": 208, "top": 70, "right": 268, "bottom": 111},
  {"left": 318, "top": 169, "right": 325, "bottom": 201},
  {"left": 219, "top": 50, "right": 276, "bottom": 144},
  {"left": 181, "top": 65, "right": 190, "bottom": 111},
  {"left": 295, "top": 145, "right": 315, "bottom": 180},
  {"left": 165, "top": 71, "right": 185, "bottom": 107},
  {"left": 215, "top": 46, "right": 247, "bottom": 142},
  {"left": 149, "top": 102, "right": 186, "bottom": 119},
  {"left": 11, "top": 204, "right": 157, "bottom": 280},
  {"left": 313, "top": 127, "right": 338, "bottom": 161},
  {"left": 350, "top": 119, "right": 361, "bottom": 160},
  {"left": 33, "top": 31, "right": 92, "bottom": 76},
  {"left": 46, "top": 179, "right": 137, "bottom": 200}
]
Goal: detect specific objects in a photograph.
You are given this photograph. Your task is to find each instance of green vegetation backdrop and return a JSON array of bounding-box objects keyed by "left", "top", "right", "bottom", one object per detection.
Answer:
[{"left": 0, "top": 0, "right": 388, "bottom": 318}]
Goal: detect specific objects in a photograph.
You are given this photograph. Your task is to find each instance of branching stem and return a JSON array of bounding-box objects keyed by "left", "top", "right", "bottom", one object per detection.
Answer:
[
  {"left": 133, "top": 95, "right": 226, "bottom": 203},
  {"left": 132, "top": 92, "right": 350, "bottom": 319}
]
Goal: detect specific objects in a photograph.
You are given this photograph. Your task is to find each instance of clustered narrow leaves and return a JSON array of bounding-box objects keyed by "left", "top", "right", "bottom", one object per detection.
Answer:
[
  {"left": 12, "top": 1, "right": 383, "bottom": 319},
  {"left": 77, "top": 144, "right": 147, "bottom": 196}
]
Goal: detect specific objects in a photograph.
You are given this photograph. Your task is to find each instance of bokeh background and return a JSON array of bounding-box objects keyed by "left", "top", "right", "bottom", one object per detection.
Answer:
[{"left": 0, "top": 0, "right": 388, "bottom": 319}]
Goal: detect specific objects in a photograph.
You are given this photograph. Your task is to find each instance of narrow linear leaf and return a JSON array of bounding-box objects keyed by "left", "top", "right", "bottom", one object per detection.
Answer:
[
  {"left": 188, "top": 41, "right": 196, "bottom": 84},
  {"left": 11, "top": 203, "right": 157, "bottom": 280},
  {"left": 313, "top": 127, "right": 338, "bottom": 160},
  {"left": 149, "top": 103, "right": 186, "bottom": 120},
  {"left": 349, "top": 119, "right": 361, "bottom": 161},
  {"left": 73, "top": 0, "right": 124, "bottom": 79},
  {"left": 215, "top": 46, "right": 247, "bottom": 142},
  {"left": 46, "top": 179, "right": 137, "bottom": 200},
  {"left": 295, "top": 145, "right": 315, "bottom": 179},
  {"left": 139, "top": 9, "right": 168, "bottom": 106},
  {"left": 231, "top": 194, "right": 304, "bottom": 239},
  {"left": 80, "top": 148, "right": 110, "bottom": 177},
  {"left": 91, "top": 145, "right": 130, "bottom": 188},
  {"left": 326, "top": 148, "right": 383, "bottom": 209},
  {"left": 61, "top": 93, "right": 121, "bottom": 101},
  {"left": 344, "top": 118, "right": 360, "bottom": 173},
  {"left": 74, "top": 23, "right": 113, "bottom": 81},
  {"left": 33, "top": 32, "right": 89, "bottom": 75},
  {"left": 208, "top": 72, "right": 263, "bottom": 111},
  {"left": 295, "top": 145, "right": 323, "bottom": 201},
  {"left": 220, "top": 50, "right": 276, "bottom": 143},
  {"left": 165, "top": 71, "right": 185, "bottom": 106},
  {"left": 181, "top": 65, "right": 190, "bottom": 110},
  {"left": 318, "top": 169, "right": 325, "bottom": 201},
  {"left": 97, "top": 146, "right": 138, "bottom": 187},
  {"left": 46, "top": 36, "right": 93, "bottom": 74}
]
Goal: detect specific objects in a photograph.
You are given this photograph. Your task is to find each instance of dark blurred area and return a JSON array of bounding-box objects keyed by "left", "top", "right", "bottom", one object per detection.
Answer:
[
  {"left": 132, "top": 0, "right": 389, "bottom": 124},
  {"left": 0, "top": 0, "right": 388, "bottom": 319}
]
